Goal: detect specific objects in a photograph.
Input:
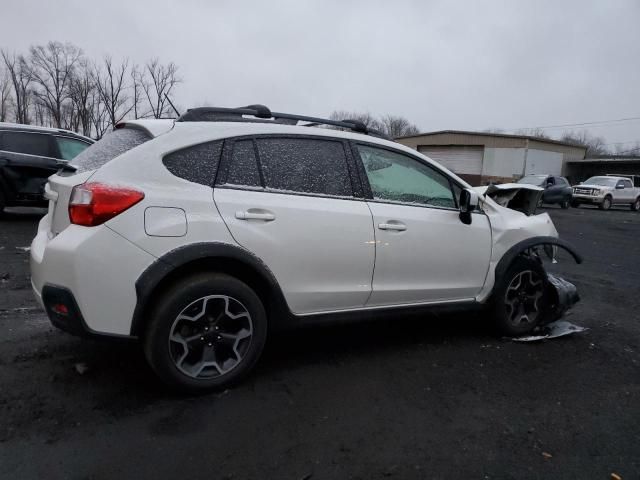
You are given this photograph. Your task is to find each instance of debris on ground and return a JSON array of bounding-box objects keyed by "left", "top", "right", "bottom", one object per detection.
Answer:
[
  {"left": 15, "top": 246, "right": 31, "bottom": 252},
  {"left": 610, "top": 473, "right": 622, "bottom": 480},
  {"left": 541, "top": 452, "right": 553, "bottom": 459},
  {"left": 510, "top": 320, "right": 588, "bottom": 342},
  {"left": 74, "top": 362, "right": 90, "bottom": 375}
]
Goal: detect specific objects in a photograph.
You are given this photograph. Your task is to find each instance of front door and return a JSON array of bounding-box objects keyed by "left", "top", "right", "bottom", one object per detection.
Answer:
[{"left": 354, "top": 144, "right": 492, "bottom": 306}]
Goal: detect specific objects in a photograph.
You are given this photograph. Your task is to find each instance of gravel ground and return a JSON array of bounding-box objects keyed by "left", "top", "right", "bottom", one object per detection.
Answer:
[{"left": 0, "top": 205, "right": 639, "bottom": 479}]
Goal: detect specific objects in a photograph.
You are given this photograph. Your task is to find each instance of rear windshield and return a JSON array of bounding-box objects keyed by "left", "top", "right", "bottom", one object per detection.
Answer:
[{"left": 70, "top": 128, "right": 151, "bottom": 173}]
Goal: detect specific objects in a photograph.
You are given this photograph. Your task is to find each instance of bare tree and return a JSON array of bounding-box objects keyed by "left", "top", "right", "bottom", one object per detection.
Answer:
[
  {"left": 93, "top": 56, "right": 133, "bottom": 128},
  {"left": 1, "top": 50, "right": 32, "bottom": 124},
  {"left": 68, "top": 59, "right": 95, "bottom": 137},
  {"left": 28, "top": 41, "right": 82, "bottom": 128},
  {"left": 130, "top": 64, "right": 145, "bottom": 119},
  {"left": 141, "top": 58, "right": 180, "bottom": 118},
  {"left": 0, "top": 67, "right": 13, "bottom": 122},
  {"left": 515, "top": 127, "right": 551, "bottom": 139},
  {"left": 379, "top": 114, "right": 420, "bottom": 138},
  {"left": 560, "top": 130, "right": 608, "bottom": 156},
  {"left": 329, "top": 110, "right": 383, "bottom": 130}
]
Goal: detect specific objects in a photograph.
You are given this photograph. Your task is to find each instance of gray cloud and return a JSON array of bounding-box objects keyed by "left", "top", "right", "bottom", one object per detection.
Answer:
[{"left": 2, "top": 0, "right": 639, "bottom": 145}]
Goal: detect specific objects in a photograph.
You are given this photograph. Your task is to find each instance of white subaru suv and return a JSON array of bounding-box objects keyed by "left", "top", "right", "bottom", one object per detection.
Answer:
[{"left": 30, "top": 105, "right": 582, "bottom": 392}]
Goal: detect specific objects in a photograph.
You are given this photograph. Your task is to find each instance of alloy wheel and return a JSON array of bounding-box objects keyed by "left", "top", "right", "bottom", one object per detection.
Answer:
[
  {"left": 168, "top": 295, "right": 253, "bottom": 379},
  {"left": 504, "top": 270, "right": 544, "bottom": 328}
]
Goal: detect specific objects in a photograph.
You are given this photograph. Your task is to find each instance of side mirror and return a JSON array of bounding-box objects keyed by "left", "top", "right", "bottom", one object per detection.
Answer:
[{"left": 459, "top": 188, "right": 479, "bottom": 225}]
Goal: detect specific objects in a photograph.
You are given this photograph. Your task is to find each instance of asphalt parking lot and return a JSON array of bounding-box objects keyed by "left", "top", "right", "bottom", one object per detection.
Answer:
[{"left": 1, "top": 205, "right": 639, "bottom": 479}]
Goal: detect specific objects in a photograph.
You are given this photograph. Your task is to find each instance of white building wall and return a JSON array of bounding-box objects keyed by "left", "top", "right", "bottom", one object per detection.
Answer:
[
  {"left": 525, "top": 149, "right": 563, "bottom": 176},
  {"left": 482, "top": 148, "right": 526, "bottom": 178}
]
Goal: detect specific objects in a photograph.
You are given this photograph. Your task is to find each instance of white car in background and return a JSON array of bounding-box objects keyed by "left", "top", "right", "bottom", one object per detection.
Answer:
[
  {"left": 30, "top": 105, "right": 582, "bottom": 392},
  {"left": 572, "top": 176, "right": 640, "bottom": 211}
]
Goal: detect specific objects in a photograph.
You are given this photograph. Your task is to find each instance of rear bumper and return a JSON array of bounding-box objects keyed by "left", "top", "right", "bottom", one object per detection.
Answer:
[{"left": 30, "top": 214, "right": 157, "bottom": 337}]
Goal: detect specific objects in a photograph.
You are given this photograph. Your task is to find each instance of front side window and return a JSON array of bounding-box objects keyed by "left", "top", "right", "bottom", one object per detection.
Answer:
[
  {"left": 1, "top": 131, "right": 52, "bottom": 157},
  {"left": 55, "top": 137, "right": 90, "bottom": 160},
  {"left": 623, "top": 179, "right": 633, "bottom": 188},
  {"left": 256, "top": 137, "right": 352, "bottom": 197},
  {"left": 357, "top": 144, "right": 456, "bottom": 208}
]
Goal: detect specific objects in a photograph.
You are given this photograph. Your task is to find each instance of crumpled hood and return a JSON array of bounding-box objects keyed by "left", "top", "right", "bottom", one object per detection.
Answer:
[{"left": 475, "top": 183, "right": 544, "bottom": 216}]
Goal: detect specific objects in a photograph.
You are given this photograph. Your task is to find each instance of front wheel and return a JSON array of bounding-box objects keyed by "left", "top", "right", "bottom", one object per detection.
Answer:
[
  {"left": 631, "top": 197, "right": 640, "bottom": 211},
  {"left": 570, "top": 200, "right": 580, "bottom": 208},
  {"left": 600, "top": 196, "right": 612, "bottom": 210},
  {"left": 143, "top": 273, "right": 268, "bottom": 393},
  {"left": 492, "top": 257, "right": 548, "bottom": 336}
]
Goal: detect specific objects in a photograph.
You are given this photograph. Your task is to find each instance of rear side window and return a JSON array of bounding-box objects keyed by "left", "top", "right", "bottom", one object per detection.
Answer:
[
  {"left": 163, "top": 140, "right": 223, "bottom": 186},
  {"left": 225, "top": 140, "right": 262, "bottom": 187},
  {"left": 1, "top": 131, "right": 52, "bottom": 157},
  {"left": 71, "top": 128, "right": 150, "bottom": 173},
  {"left": 256, "top": 137, "right": 352, "bottom": 197},
  {"left": 55, "top": 137, "right": 90, "bottom": 160}
]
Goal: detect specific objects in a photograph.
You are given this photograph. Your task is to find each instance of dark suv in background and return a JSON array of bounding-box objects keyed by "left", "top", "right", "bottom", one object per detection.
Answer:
[
  {"left": 517, "top": 174, "right": 573, "bottom": 209},
  {"left": 0, "top": 123, "right": 93, "bottom": 213}
]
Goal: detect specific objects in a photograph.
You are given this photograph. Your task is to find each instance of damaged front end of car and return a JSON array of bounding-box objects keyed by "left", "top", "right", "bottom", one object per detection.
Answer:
[{"left": 476, "top": 183, "right": 583, "bottom": 327}]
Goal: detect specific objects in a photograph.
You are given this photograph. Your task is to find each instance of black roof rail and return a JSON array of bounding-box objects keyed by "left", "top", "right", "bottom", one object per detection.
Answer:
[{"left": 176, "top": 105, "right": 391, "bottom": 140}]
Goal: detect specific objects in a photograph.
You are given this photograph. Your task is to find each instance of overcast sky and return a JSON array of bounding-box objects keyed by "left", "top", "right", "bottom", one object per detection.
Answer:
[{"left": 3, "top": 0, "right": 639, "bottom": 147}]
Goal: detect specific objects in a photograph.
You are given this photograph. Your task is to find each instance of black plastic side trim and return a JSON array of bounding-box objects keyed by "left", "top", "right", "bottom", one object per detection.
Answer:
[
  {"left": 495, "top": 236, "right": 583, "bottom": 280},
  {"left": 131, "top": 242, "right": 291, "bottom": 336}
]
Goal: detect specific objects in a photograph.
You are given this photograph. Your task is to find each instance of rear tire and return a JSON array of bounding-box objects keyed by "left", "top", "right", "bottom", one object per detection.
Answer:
[
  {"left": 600, "top": 196, "right": 612, "bottom": 210},
  {"left": 560, "top": 199, "right": 570, "bottom": 209},
  {"left": 492, "top": 257, "right": 548, "bottom": 336},
  {"left": 631, "top": 197, "right": 640, "bottom": 211},
  {"left": 143, "top": 273, "right": 268, "bottom": 393}
]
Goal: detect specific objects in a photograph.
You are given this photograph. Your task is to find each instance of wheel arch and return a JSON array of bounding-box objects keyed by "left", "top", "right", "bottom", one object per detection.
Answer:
[
  {"left": 494, "top": 236, "right": 583, "bottom": 281},
  {"left": 131, "top": 242, "right": 292, "bottom": 337}
]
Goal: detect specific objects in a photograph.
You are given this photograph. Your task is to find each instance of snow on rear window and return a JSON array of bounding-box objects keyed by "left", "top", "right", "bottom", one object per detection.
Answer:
[{"left": 70, "top": 128, "right": 151, "bottom": 173}]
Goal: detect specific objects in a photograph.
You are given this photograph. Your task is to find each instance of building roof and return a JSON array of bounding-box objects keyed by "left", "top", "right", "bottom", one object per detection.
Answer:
[
  {"left": 567, "top": 155, "right": 640, "bottom": 164},
  {"left": 395, "top": 129, "right": 587, "bottom": 149}
]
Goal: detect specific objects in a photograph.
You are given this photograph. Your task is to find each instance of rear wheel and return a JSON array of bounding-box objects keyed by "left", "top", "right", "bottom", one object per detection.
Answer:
[
  {"left": 600, "top": 196, "right": 612, "bottom": 210},
  {"left": 560, "top": 199, "right": 570, "bottom": 209},
  {"left": 631, "top": 197, "right": 640, "bottom": 211},
  {"left": 143, "top": 273, "right": 268, "bottom": 393},
  {"left": 492, "top": 257, "right": 548, "bottom": 336}
]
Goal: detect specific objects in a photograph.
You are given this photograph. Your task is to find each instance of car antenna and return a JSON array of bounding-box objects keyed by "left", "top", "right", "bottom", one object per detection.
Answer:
[{"left": 165, "top": 94, "right": 181, "bottom": 117}]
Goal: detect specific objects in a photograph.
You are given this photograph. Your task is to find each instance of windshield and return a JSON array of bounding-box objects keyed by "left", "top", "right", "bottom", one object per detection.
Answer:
[
  {"left": 518, "top": 175, "right": 546, "bottom": 186},
  {"left": 583, "top": 177, "right": 618, "bottom": 186}
]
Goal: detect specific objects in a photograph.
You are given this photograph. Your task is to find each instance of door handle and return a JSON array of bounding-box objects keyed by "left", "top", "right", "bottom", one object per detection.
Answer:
[
  {"left": 378, "top": 222, "right": 406, "bottom": 231},
  {"left": 235, "top": 210, "right": 276, "bottom": 221}
]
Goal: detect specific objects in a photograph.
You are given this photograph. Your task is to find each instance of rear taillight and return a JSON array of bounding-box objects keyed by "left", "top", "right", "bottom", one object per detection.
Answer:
[{"left": 69, "top": 182, "right": 144, "bottom": 226}]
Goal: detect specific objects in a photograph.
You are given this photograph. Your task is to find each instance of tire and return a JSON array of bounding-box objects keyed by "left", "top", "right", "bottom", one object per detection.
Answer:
[
  {"left": 143, "top": 272, "right": 268, "bottom": 393},
  {"left": 631, "top": 197, "right": 640, "bottom": 212},
  {"left": 492, "top": 257, "right": 549, "bottom": 336},
  {"left": 560, "top": 199, "right": 570, "bottom": 209},
  {"left": 599, "top": 196, "right": 612, "bottom": 210},
  {"left": 0, "top": 189, "right": 5, "bottom": 216},
  {"left": 570, "top": 200, "right": 580, "bottom": 208}
]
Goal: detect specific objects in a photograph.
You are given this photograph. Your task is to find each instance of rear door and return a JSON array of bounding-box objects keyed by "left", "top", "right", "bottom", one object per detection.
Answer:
[
  {"left": 353, "top": 143, "right": 492, "bottom": 306},
  {"left": 213, "top": 135, "right": 375, "bottom": 314}
]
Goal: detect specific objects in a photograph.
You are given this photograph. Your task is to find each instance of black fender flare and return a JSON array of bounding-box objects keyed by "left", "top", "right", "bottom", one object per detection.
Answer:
[
  {"left": 494, "top": 236, "right": 583, "bottom": 280},
  {"left": 130, "top": 242, "right": 291, "bottom": 336}
]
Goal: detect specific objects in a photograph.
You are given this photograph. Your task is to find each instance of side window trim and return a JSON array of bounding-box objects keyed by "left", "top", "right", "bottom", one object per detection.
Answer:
[
  {"left": 216, "top": 137, "right": 265, "bottom": 189},
  {"left": 350, "top": 140, "right": 462, "bottom": 210}
]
